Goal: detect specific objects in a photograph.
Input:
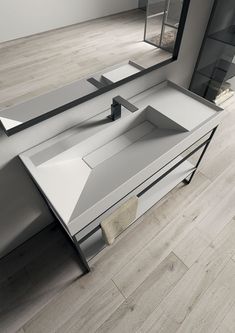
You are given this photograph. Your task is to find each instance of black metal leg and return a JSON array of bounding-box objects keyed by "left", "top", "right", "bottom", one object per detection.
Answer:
[
  {"left": 47, "top": 217, "right": 91, "bottom": 275},
  {"left": 184, "top": 127, "right": 218, "bottom": 185},
  {"left": 72, "top": 236, "right": 91, "bottom": 274},
  {"left": 43, "top": 206, "right": 91, "bottom": 275}
]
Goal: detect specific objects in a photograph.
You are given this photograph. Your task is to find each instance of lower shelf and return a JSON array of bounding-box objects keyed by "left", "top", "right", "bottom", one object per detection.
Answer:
[
  {"left": 80, "top": 159, "right": 195, "bottom": 260},
  {"left": 136, "top": 160, "right": 194, "bottom": 218}
]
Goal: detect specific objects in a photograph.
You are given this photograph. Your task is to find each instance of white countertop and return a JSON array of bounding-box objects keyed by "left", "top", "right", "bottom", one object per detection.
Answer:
[{"left": 20, "top": 81, "right": 223, "bottom": 235}]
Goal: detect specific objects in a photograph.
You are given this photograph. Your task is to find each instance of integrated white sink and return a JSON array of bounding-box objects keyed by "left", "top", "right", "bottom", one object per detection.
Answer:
[
  {"left": 20, "top": 81, "right": 223, "bottom": 235},
  {"left": 21, "top": 105, "right": 186, "bottom": 222}
]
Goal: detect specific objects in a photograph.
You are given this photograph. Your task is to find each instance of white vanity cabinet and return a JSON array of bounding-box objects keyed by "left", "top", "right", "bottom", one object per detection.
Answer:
[{"left": 19, "top": 81, "right": 223, "bottom": 273}]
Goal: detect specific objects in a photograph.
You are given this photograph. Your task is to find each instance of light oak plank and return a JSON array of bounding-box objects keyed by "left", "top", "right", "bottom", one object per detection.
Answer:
[
  {"left": 140, "top": 308, "right": 179, "bottom": 333},
  {"left": 181, "top": 162, "right": 235, "bottom": 225},
  {"left": 138, "top": 218, "right": 235, "bottom": 333},
  {"left": 54, "top": 281, "right": 124, "bottom": 333},
  {"left": 215, "top": 325, "right": 232, "bottom": 333},
  {"left": 215, "top": 304, "right": 235, "bottom": 333},
  {"left": 176, "top": 259, "right": 235, "bottom": 333},
  {"left": 96, "top": 253, "right": 187, "bottom": 333},
  {"left": 173, "top": 227, "right": 210, "bottom": 268},
  {"left": 197, "top": 188, "right": 235, "bottom": 240},
  {"left": 200, "top": 144, "right": 235, "bottom": 181}
]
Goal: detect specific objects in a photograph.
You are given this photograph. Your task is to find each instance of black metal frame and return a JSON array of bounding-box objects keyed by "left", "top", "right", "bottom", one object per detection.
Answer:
[
  {"left": 184, "top": 127, "right": 217, "bottom": 184},
  {"left": 72, "top": 236, "right": 91, "bottom": 273},
  {"left": 53, "top": 222, "right": 91, "bottom": 274},
  {"left": 19, "top": 125, "right": 217, "bottom": 275},
  {"left": 144, "top": 0, "right": 191, "bottom": 57},
  {"left": 2, "top": 0, "right": 191, "bottom": 136}
]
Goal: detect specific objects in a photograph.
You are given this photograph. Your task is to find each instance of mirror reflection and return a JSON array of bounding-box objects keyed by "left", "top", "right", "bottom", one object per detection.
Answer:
[
  {"left": 0, "top": 0, "right": 186, "bottom": 135},
  {"left": 145, "top": 0, "right": 183, "bottom": 52}
]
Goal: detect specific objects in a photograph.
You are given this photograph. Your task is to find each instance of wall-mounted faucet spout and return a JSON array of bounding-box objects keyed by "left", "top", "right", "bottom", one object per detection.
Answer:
[{"left": 108, "top": 95, "right": 139, "bottom": 121}]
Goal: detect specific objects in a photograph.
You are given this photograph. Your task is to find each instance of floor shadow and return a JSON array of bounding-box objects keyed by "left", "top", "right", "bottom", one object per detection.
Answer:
[
  {"left": 0, "top": 157, "right": 52, "bottom": 257},
  {"left": 0, "top": 222, "right": 83, "bottom": 333},
  {"left": 0, "top": 158, "right": 84, "bottom": 331}
]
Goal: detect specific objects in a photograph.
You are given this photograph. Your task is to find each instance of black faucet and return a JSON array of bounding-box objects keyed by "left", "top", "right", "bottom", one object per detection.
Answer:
[{"left": 108, "top": 96, "right": 139, "bottom": 121}]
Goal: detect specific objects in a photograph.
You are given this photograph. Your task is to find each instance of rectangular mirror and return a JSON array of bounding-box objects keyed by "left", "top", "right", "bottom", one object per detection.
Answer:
[{"left": 0, "top": 0, "right": 190, "bottom": 135}]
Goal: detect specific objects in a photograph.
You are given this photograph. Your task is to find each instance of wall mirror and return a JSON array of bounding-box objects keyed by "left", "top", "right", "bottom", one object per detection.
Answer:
[{"left": 0, "top": 0, "right": 190, "bottom": 136}]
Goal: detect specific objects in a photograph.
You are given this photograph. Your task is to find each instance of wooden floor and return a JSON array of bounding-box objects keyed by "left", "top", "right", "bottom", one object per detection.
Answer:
[
  {"left": 0, "top": 96, "right": 235, "bottom": 332},
  {"left": 0, "top": 9, "right": 170, "bottom": 110}
]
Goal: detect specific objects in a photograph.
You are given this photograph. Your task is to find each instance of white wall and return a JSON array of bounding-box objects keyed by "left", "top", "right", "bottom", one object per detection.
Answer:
[
  {"left": 0, "top": 0, "right": 214, "bottom": 258},
  {"left": 0, "top": 0, "right": 139, "bottom": 43}
]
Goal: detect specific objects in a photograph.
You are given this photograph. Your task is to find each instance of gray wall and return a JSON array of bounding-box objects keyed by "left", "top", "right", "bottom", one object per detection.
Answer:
[
  {"left": 0, "top": 0, "right": 139, "bottom": 43},
  {"left": 139, "top": 0, "right": 148, "bottom": 9},
  {"left": 0, "top": 0, "right": 214, "bottom": 258}
]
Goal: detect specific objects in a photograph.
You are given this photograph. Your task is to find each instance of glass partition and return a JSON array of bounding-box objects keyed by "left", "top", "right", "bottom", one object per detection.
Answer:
[{"left": 190, "top": 0, "right": 235, "bottom": 103}]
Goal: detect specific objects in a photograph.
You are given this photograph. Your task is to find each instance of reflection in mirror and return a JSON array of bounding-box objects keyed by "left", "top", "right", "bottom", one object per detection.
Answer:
[
  {"left": 0, "top": 0, "right": 190, "bottom": 135},
  {"left": 145, "top": 0, "right": 184, "bottom": 52}
]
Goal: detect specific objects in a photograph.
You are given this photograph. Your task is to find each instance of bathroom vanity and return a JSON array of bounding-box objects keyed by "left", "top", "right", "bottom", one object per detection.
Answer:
[{"left": 19, "top": 81, "right": 223, "bottom": 273}]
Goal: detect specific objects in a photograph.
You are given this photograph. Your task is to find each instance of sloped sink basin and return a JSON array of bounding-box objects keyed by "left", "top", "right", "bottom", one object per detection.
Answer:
[{"left": 21, "top": 104, "right": 189, "bottom": 225}]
